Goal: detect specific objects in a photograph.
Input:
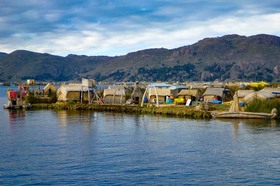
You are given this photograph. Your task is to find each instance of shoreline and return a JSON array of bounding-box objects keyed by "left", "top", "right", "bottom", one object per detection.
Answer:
[{"left": 31, "top": 103, "right": 213, "bottom": 119}]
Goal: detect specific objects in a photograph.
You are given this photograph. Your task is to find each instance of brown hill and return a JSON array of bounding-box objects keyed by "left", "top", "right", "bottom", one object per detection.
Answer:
[{"left": 0, "top": 34, "right": 279, "bottom": 82}]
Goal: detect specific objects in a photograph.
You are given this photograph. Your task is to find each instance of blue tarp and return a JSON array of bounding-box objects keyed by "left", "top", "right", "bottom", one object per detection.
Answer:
[{"left": 210, "top": 100, "right": 222, "bottom": 104}]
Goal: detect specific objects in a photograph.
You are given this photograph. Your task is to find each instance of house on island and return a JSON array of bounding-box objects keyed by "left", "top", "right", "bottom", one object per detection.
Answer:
[
  {"left": 103, "top": 85, "right": 126, "bottom": 104},
  {"left": 141, "top": 83, "right": 188, "bottom": 106},
  {"left": 236, "top": 90, "right": 255, "bottom": 103},
  {"left": 43, "top": 83, "right": 57, "bottom": 96},
  {"left": 57, "top": 79, "right": 96, "bottom": 103},
  {"left": 169, "top": 85, "right": 189, "bottom": 97},
  {"left": 259, "top": 87, "right": 280, "bottom": 99},
  {"left": 203, "top": 87, "right": 225, "bottom": 103},
  {"left": 130, "top": 81, "right": 142, "bottom": 104},
  {"left": 243, "top": 87, "right": 280, "bottom": 104},
  {"left": 177, "top": 89, "right": 202, "bottom": 102}
]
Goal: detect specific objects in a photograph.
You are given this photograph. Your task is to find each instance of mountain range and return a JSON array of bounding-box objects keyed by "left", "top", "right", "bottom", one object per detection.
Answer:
[{"left": 0, "top": 34, "right": 280, "bottom": 82}]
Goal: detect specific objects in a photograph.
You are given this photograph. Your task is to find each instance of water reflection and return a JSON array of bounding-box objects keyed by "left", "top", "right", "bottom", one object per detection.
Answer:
[
  {"left": 56, "top": 110, "right": 95, "bottom": 125},
  {"left": 8, "top": 109, "right": 26, "bottom": 125},
  {"left": 217, "top": 118, "right": 280, "bottom": 137}
]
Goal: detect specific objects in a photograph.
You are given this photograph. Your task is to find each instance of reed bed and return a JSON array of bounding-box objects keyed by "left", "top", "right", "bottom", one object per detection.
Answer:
[
  {"left": 31, "top": 103, "right": 212, "bottom": 119},
  {"left": 245, "top": 98, "right": 280, "bottom": 114}
]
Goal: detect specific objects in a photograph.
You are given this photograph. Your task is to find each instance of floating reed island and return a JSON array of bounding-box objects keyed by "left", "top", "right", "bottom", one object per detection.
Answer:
[
  {"left": 31, "top": 103, "right": 213, "bottom": 119},
  {"left": 8, "top": 79, "right": 280, "bottom": 120}
]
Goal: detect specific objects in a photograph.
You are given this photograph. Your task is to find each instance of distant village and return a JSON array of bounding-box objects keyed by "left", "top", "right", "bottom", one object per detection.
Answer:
[{"left": 3, "top": 79, "right": 280, "bottom": 110}]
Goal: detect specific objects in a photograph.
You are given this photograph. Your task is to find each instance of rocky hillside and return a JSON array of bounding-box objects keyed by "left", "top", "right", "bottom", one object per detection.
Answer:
[{"left": 0, "top": 34, "right": 279, "bottom": 82}]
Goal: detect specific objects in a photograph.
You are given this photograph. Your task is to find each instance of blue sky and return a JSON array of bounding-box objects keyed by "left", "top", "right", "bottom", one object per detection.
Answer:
[{"left": 0, "top": 0, "right": 280, "bottom": 56}]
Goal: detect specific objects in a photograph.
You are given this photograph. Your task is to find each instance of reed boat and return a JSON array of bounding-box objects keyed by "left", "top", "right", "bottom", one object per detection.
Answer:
[
  {"left": 213, "top": 92, "right": 277, "bottom": 119},
  {"left": 3, "top": 86, "right": 31, "bottom": 110}
]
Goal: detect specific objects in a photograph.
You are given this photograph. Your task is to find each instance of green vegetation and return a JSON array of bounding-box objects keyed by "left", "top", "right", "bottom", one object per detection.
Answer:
[
  {"left": 3, "top": 82, "right": 11, "bottom": 86},
  {"left": 133, "top": 64, "right": 198, "bottom": 82},
  {"left": 211, "top": 104, "right": 230, "bottom": 112},
  {"left": 245, "top": 98, "right": 280, "bottom": 114},
  {"left": 26, "top": 92, "right": 57, "bottom": 104}
]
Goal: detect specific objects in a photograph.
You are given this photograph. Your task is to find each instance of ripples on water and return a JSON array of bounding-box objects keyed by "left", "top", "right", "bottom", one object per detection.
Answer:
[{"left": 0, "top": 85, "right": 280, "bottom": 185}]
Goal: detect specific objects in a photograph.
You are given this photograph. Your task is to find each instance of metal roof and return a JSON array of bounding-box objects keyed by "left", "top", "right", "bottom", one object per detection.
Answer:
[{"left": 147, "top": 83, "right": 172, "bottom": 88}]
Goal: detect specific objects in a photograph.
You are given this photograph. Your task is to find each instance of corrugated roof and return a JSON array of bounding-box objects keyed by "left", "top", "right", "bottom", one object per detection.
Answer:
[
  {"left": 169, "top": 85, "right": 188, "bottom": 90},
  {"left": 147, "top": 83, "right": 172, "bottom": 88}
]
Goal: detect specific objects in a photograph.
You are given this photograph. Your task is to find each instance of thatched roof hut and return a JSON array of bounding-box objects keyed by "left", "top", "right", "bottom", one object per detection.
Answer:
[
  {"left": 57, "top": 84, "right": 92, "bottom": 102},
  {"left": 236, "top": 90, "right": 255, "bottom": 103},
  {"left": 140, "top": 83, "right": 173, "bottom": 106},
  {"left": 243, "top": 87, "right": 280, "bottom": 103},
  {"left": 259, "top": 87, "right": 280, "bottom": 98},
  {"left": 130, "top": 82, "right": 142, "bottom": 104},
  {"left": 169, "top": 85, "right": 188, "bottom": 96},
  {"left": 243, "top": 91, "right": 273, "bottom": 104},
  {"left": 178, "top": 89, "right": 201, "bottom": 101},
  {"left": 236, "top": 90, "right": 255, "bottom": 97},
  {"left": 103, "top": 86, "right": 126, "bottom": 104},
  {"left": 203, "top": 87, "right": 224, "bottom": 102},
  {"left": 148, "top": 88, "right": 172, "bottom": 103},
  {"left": 43, "top": 83, "right": 57, "bottom": 95}
]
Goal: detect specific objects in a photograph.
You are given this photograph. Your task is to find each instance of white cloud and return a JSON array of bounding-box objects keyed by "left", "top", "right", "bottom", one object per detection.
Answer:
[
  {"left": 207, "top": 13, "right": 280, "bottom": 36},
  {"left": 0, "top": 1, "right": 280, "bottom": 57}
]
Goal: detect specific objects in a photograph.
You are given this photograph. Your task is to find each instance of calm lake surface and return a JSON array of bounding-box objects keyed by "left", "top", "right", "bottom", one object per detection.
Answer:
[{"left": 1, "top": 85, "right": 280, "bottom": 185}]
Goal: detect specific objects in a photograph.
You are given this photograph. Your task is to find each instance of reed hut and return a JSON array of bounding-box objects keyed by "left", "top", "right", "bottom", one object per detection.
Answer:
[
  {"left": 259, "top": 87, "right": 280, "bottom": 99},
  {"left": 147, "top": 83, "right": 172, "bottom": 102},
  {"left": 141, "top": 83, "right": 173, "bottom": 106},
  {"left": 130, "top": 81, "right": 142, "bottom": 104},
  {"left": 178, "top": 89, "right": 201, "bottom": 101},
  {"left": 56, "top": 79, "right": 96, "bottom": 103},
  {"left": 57, "top": 84, "right": 93, "bottom": 102},
  {"left": 236, "top": 90, "right": 255, "bottom": 103},
  {"left": 43, "top": 83, "right": 57, "bottom": 96},
  {"left": 243, "top": 87, "right": 280, "bottom": 103},
  {"left": 103, "top": 85, "right": 126, "bottom": 104},
  {"left": 169, "top": 85, "right": 188, "bottom": 97},
  {"left": 148, "top": 88, "right": 172, "bottom": 103},
  {"left": 146, "top": 84, "right": 188, "bottom": 103},
  {"left": 203, "top": 87, "right": 224, "bottom": 102}
]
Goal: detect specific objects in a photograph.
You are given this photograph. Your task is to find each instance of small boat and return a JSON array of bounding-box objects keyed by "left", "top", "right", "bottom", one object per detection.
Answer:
[
  {"left": 3, "top": 103, "right": 31, "bottom": 109},
  {"left": 213, "top": 92, "right": 277, "bottom": 119},
  {"left": 3, "top": 87, "right": 31, "bottom": 110},
  {"left": 213, "top": 109, "right": 277, "bottom": 119}
]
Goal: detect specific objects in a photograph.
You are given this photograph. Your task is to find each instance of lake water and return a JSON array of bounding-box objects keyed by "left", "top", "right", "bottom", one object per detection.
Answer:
[{"left": 1, "top": 85, "right": 280, "bottom": 185}]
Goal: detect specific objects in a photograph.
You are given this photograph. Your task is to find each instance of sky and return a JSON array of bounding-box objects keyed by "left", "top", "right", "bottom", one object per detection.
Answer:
[{"left": 0, "top": 0, "right": 280, "bottom": 56}]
